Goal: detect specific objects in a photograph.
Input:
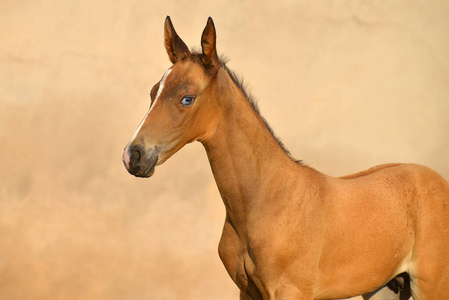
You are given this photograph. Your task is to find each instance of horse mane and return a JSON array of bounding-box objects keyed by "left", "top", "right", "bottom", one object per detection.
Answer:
[{"left": 189, "top": 52, "right": 302, "bottom": 164}]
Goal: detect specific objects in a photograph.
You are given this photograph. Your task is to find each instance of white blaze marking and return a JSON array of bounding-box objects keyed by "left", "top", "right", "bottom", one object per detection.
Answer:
[{"left": 128, "top": 68, "right": 172, "bottom": 145}]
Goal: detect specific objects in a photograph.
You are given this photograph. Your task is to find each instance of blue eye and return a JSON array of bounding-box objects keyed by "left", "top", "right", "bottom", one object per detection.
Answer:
[{"left": 180, "top": 96, "right": 195, "bottom": 107}]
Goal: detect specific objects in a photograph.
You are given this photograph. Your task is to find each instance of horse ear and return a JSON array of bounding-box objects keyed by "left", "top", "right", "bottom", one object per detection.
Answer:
[
  {"left": 164, "top": 16, "right": 190, "bottom": 64},
  {"left": 201, "top": 17, "right": 219, "bottom": 74}
]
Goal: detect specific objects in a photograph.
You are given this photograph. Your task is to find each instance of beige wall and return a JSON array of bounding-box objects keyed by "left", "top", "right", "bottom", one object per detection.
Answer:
[{"left": 1, "top": 1, "right": 448, "bottom": 299}]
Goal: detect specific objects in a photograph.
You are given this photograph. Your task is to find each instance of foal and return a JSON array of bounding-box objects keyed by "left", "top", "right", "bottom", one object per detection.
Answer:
[{"left": 123, "top": 17, "right": 449, "bottom": 300}]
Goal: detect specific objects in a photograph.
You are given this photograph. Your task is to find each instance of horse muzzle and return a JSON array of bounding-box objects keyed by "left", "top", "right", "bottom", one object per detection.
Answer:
[{"left": 123, "top": 144, "right": 159, "bottom": 178}]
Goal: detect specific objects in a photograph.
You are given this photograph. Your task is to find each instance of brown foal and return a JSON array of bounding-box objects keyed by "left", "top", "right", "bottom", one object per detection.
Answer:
[{"left": 122, "top": 17, "right": 449, "bottom": 300}]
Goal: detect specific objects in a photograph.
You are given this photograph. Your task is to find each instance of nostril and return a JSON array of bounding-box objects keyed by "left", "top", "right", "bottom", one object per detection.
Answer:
[
  {"left": 129, "top": 145, "right": 144, "bottom": 167},
  {"left": 133, "top": 149, "right": 141, "bottom": 162}
]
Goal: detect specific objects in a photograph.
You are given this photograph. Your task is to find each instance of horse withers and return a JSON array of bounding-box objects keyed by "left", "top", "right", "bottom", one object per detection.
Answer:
[{"left": 123, "top": 16, "right": 449, "bottom": 300}]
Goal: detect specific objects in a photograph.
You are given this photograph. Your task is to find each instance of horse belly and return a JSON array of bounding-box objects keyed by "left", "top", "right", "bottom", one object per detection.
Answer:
[{"left": 314, "top": 247, "right": 412, "bottom": 299}]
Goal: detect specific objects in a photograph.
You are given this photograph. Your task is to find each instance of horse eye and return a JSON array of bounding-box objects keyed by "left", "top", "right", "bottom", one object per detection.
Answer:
[{"left": 180, "top": 96, "right": 195, "bottom": 107}]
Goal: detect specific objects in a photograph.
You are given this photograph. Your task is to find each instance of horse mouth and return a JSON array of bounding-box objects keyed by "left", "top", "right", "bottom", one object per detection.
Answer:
[{"left": 133, "top": 157, "right": 158, "bottom": 178}]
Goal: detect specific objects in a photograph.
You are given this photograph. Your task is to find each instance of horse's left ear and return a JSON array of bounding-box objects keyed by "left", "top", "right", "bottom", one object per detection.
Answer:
[
  {"left": 201, "top": 17, "right": 219, "bottom": 74},
  {"left": 164, "top": 16, "right": 190, "bottom": 64}
]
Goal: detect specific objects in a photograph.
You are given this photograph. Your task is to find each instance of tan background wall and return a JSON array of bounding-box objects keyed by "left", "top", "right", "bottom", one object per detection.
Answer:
[{"left": 1, "top": 1, "right": 448, "bottom": 299}]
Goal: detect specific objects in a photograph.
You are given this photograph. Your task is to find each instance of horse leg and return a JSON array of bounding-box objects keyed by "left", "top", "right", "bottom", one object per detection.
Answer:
[
  {"left": 240, "top": 291, "right": 252, "bottom": 300},
  {"left": 240, "top": 284, "right": 314, "bottom": 300},
  {"left": 241, "top": 288, "right": 312, "bottom": 300},
  {"left": 362, "top": 273, "right": 411, "bottom": 300},
  {"left": 408, "top": 182, "right": 449, "bottom": 300},
  {"left": 398, "top": 274, "right": 412, "bottom": 300},
  {"left": 410, "top": 261, "right": 449, "bottom": 300},
  {"left": 409, "top": 227, "right": 449, "bottom": 300}
]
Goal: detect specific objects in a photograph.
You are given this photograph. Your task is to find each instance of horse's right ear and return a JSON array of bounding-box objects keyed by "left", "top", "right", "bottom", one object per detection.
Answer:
[
  {"left": 164, "top": 16, "right": 190, "bottom": 64},
  {"left": 201, "top": 17, "right": 219, "bottom": 75}
]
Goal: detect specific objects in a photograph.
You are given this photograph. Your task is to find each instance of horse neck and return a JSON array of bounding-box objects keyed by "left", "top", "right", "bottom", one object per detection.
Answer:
[{"left": 201, "top": 69, "right": 295, "bottom": 225}]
